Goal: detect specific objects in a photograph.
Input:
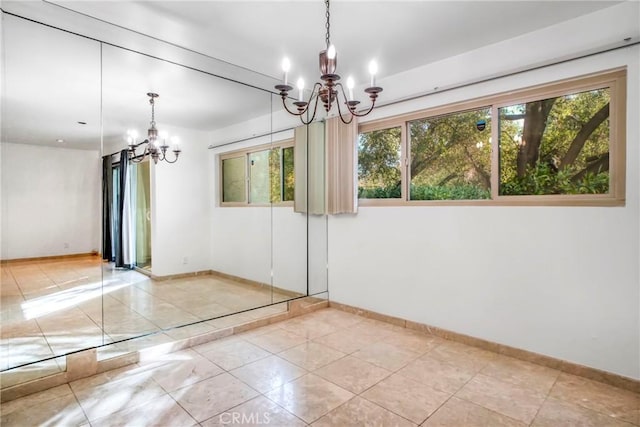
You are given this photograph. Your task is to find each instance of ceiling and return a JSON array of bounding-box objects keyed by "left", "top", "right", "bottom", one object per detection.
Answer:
[{"left": 0, "top": 1, "right": 625, "bottom": 149}]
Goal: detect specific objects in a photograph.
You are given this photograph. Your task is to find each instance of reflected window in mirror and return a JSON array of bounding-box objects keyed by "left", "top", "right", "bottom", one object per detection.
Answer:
[{"left": 220, "top": 139, "right": 294, "bottom": 206}]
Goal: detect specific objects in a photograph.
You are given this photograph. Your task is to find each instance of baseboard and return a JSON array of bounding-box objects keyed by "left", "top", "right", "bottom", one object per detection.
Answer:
[
  {"left": 208, "top": 269, "right": 305, "bottom": 299},
  {"left": 329, "top": 301, "right": 640, "bottom": 394},
  {"left": 1, "top": 252, "right": 99, "bottom": 264}
]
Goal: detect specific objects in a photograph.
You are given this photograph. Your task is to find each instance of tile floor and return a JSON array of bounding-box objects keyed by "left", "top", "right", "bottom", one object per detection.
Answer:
[
  {"left": 1, "top": 308, "right": 638, "bottom": 426},
  {"left": 0, "top": 256, "right": 300, "bottom": 377}
]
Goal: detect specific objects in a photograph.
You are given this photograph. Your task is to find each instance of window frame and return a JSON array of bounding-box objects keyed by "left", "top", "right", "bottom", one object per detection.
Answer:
[
  {"left": 218, "top": 138, "right": 295, "bottom": 207},
  {"left": 357, "top": 68, "right": 626, "bottom": 207}
]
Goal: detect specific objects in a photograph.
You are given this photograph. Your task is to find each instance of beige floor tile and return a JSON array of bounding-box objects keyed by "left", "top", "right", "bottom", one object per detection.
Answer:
[
  {"left": 70, "top": 366, "right": 167, "bottom": 421},
  {"left": 549, "top": 373, "right": 640, "bottom": 425},
  {"left": 481, "top": 355, "right": 560, "bottom": 395},
  {"left": 313, "top": 396, "right": 416, "bottom": 427},
  {"left": 352, "top": 341, "right": 420, "bottom": 371},
  {"left": 303, "top": 308, "right": 365, "bottom": 328},
  {"left": 532, "top": 397, "right": 637, "bottom": 427},
  {"left": 456, "top": 374, "right": 546, "bottom": 424},
  {"left": 245, "top": 328, "right": 308, "bottom": 353},
  {"left": 314, "top": 355, "right": 392, "bottom": 394},
  {"left": 265, "top": 373, "right": 354, "bottom": 423},
  {"left": 397, "top": 355, "right": 476, "bottom": 394},
  {"left": 361, "top": 373, "right": 451, "bottom": 424},
  {"left": 278, "top": 317, "right": 341, "bottom": 339},
  {"left": 278, "top": 341, "right": 346, "bottom": 371},
  {"left": 423, "top": 396, "right": 526, "bottom": 427},
  {"left": 312, "top": 328, "right": 380, "bottom": 354},
  {"left": 383, "top": 329, "right": 444, "bottom": 354},
  {"left": 199, "top": 339, "right": 272, "bottom": 371},
  {"left": 349, "top": 319, "right": 399, "bottom": 340},
  {"left": 89, "top": 394, "right": 198, "bottom": 427},
  {"left": 201, "top": 395, "right": 306, "bottom": 426},
  {"left": 427, "top": 341, "right": 496, "bottom": 373},
  {"left": 140, "top": 349, "right": 225, "bottom": 393},
  {"left": 170, "top": 372, "right": 259, "bottom": 422},
  {"left": 0, "top": 393, "right": 88, "bottom": 426},
  {"left": 230, "top": 354, "right": 307, "bottom": 393}
]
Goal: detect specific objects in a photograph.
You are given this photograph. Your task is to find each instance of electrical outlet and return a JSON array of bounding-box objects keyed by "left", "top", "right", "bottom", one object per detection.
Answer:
[
  {"left": 182, "top": 256, "right": 188, "bottom": 265},
  {"left": 64, "top": 242, "right": 69, "bottom": 249}
]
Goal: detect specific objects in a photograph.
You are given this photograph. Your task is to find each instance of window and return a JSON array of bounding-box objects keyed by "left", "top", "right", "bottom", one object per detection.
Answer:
[
  {"left": 222, "top": 156, "right": 245, "bottom": 203},
  {"left": 358, "top": 127, "right": 402, "bottom": 199},
  {"left": 357, "top": 68, "right": 625, "bottom": 206},
  {"left": 219, "top": 140, "right": 294, "bottom": 206},
  {"left": 499, "top": 88, "right": 610, "bottom": 196},
  {"left": 409, "top": 108, "right": 491, "bottom": 200}
]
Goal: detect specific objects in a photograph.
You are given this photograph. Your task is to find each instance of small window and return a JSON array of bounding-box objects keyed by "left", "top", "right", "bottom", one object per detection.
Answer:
[
  {"left": 220, "top": 141, "right": 294, "bottom": 206},
  {"left": 222, "top": 156, "right": 246, "bottom": 203},
  {"left": 499, "top": 88, "right": 610, "bottom": 196},
  {"left": 409, "top": 108, "right": 491, "bottom": 200},
  {"left": 358, "top": 127, "right": 402, "bottom": 199}
]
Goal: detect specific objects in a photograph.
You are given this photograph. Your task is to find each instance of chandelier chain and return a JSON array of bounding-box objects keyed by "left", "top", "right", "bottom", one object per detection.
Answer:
[{"left": 325, "top": 0, "right": 330, "bottom": 48}]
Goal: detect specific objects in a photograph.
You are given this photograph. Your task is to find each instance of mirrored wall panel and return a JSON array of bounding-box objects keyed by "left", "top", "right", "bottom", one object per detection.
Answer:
[
  {"left": 1, "top": 6, "right": 328, "bottom": 386},
  {"left": 1, "top": 14, "right": 103, "bottom": 373}
]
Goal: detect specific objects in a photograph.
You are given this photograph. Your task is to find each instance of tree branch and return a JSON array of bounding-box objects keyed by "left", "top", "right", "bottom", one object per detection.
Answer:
[{"left": 561, "top": 103, "right": 609, "bottom": 168}]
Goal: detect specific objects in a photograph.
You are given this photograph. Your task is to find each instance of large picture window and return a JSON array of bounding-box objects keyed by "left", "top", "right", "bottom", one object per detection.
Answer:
[
  {"left": 358, "top": 68, "right": 625, "bottom": 206},
  {"left": 219, "top": 140, "right": 294, "bottom": 206}
]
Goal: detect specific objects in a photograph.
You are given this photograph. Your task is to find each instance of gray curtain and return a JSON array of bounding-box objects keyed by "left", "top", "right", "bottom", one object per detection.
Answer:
[{"left": 101, "top": 155, "right": 113, "bottom": 261}]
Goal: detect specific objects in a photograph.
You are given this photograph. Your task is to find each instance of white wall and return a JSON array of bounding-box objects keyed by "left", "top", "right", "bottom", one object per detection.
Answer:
[
  {"left": 328, "top": 5, "right": 640, "bottom": 380},
  {"left": 150, "top": 126, "right": 211, "bottom": 276},
  {"left": 0, "top": 142, "right": 101, "bottom": 259}
]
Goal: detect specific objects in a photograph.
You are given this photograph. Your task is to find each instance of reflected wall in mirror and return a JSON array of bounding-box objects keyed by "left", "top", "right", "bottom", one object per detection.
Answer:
[
  {"left": 0, "top": 14, "right": 103, "bottom": 374},
  {"left": 1, "top": 6, "right": 326, "bottom": 386}
]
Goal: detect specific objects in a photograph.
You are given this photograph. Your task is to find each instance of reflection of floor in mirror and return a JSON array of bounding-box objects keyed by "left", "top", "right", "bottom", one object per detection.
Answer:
[
  {"left": 0, "top": 256, "right": 301, "bottom": 374},
  {"left": 2, "top": 307, "right": 638, "bottom": 426}
]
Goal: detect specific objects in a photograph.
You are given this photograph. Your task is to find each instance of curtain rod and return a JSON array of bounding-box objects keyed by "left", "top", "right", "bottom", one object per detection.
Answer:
[{"left": 207, "top": 126, "right": 297, "bottom": 150}]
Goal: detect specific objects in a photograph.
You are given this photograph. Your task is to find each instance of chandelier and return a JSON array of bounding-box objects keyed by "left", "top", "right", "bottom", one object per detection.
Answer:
[
  {"left": 275, "top": 0, "right": 383, "bottom": 125},
  {"left": 126, "top": 93, "right": 181, "bottom": 164}
]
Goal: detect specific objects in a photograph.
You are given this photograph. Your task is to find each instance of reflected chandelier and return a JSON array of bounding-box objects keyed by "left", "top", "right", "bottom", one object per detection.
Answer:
[
  {"left": 275, "top": 0, "right": 383, "bottom": 125},
  {"left": 126, "top": 93, "right": 181, "bottom": 164}
]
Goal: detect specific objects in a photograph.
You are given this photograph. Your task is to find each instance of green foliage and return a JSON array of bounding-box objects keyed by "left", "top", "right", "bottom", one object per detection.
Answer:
[
  {"left": 358, "top": 185, "right": 401, "bottom": 199},
  {"left": 410, "top": 184, "right": 490, "bottom": 200},
  {"left": 358, "top": 127, "right": 402, "bottom": 195},
  {"left": 282, "top": 146, "right": 295, "bottom": 201},
  {"left": 500, "top": 88, "right": 610, "bottom": 195},
  {"left": 500, "top": 164, "right": 609, "bottom": 195},
  {"left": 409, "top": 108, "right": 492, "bottom": 196}
]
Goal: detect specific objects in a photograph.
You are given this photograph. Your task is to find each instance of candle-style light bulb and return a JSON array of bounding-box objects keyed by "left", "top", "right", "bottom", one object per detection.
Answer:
[
  {"left": 346, "top": 76, "right": 355, "bottom": 101},
  {"left": 368, "top": 60, "right": 378, "bottom": 87},
  {"left": 296, "top": 78, "right": 305, "bottom": 102},
  {"left": 171, "top": 136, "right": 181, "bottom": 152},
  {"left": 282, "top": 57, "right": 291, "bottom": 86},
  {"left": 327, "top": 44, "right": 336, "bottom": 60},
  {"left": 159, "top": 131, "right": 169, "bottom": 148}
]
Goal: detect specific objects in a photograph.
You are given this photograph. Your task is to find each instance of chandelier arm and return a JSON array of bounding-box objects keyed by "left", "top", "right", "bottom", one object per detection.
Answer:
[
  {"left": 281, "top": 97, "right": 309, "bottom": 116},
  {"left": 163, "top": 154, "right": 180, "bottom": 164},
  {"left": 349, "top": 101, "right": 378, "bottom": 118},
  {"left": 129, "top": 143, "right": 149, "bottom": 163},
  {"left": 333, "top": 96, "right": 355, "bottom": 125},
  {"left": 299, "top": 88, "right": 322, "bottom": 125},
  {"left": 333, "top": 83, "right": 355, "bottom": 124}
]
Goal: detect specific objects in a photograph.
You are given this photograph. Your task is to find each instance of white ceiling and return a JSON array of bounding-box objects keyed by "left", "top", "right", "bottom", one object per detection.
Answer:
[{"left": 0, "top": 0, "right": 624, "bottom": 149}]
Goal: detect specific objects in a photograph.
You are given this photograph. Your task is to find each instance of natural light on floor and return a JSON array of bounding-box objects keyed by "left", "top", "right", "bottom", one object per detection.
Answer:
[{"left": 21, "top": 279, "right": 131, "bottom": 320}]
